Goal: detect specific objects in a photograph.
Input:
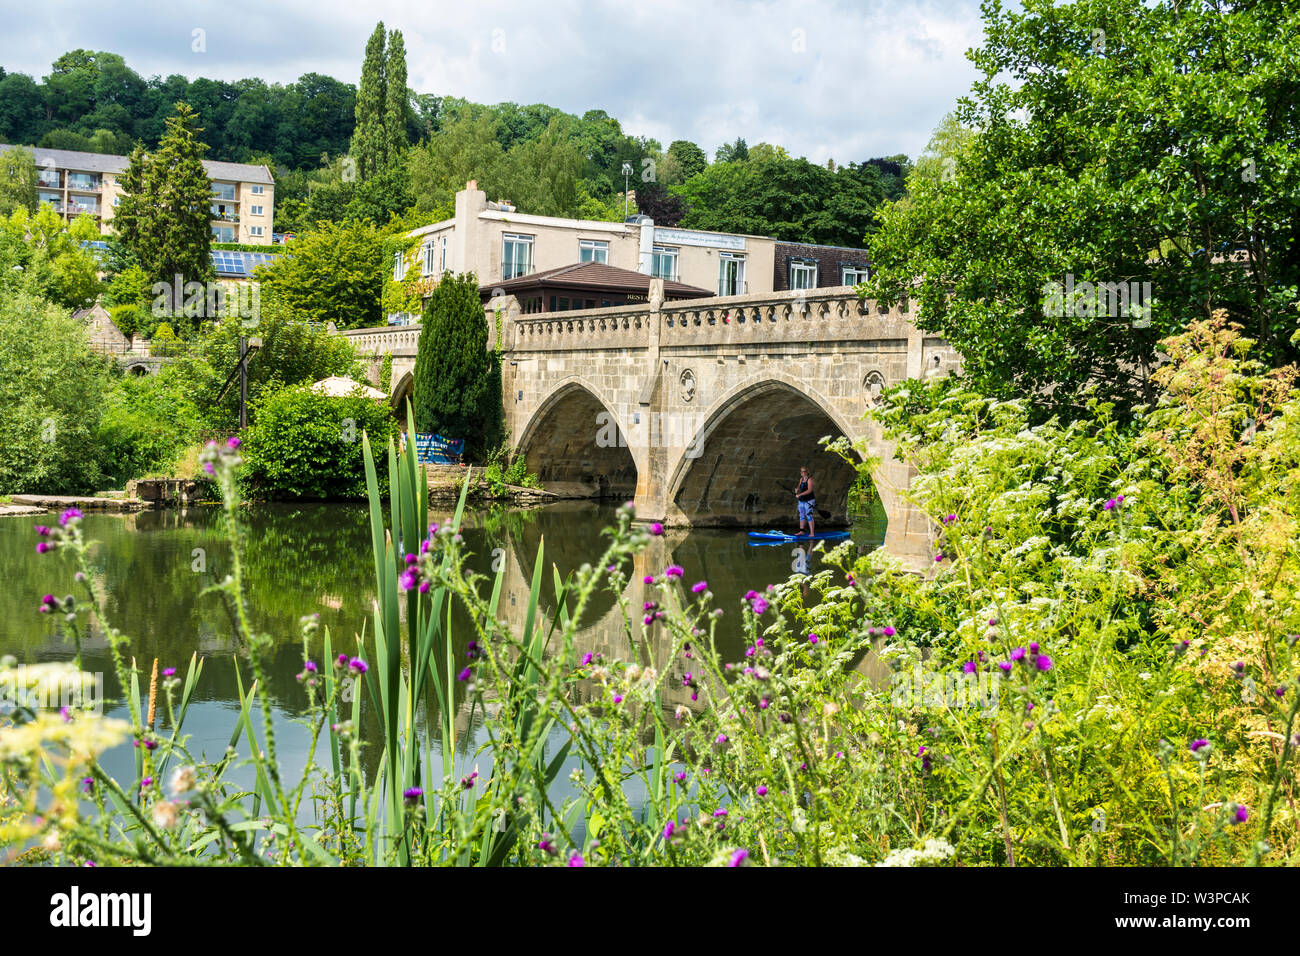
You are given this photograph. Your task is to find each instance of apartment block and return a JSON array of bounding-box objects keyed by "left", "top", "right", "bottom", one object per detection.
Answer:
[{"left": 0, "top": 144, "right": 275, "bottom": 245}]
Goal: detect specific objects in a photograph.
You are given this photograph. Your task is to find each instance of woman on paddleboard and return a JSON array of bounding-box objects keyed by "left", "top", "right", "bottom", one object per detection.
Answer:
[{"left": 795, "top": 466, "right": 815, "bottom": 537}]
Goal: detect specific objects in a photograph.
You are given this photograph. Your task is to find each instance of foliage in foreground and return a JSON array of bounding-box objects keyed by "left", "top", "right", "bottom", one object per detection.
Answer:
[{"left": 3, "top": 320, "right": 1298, "bottom": 866}]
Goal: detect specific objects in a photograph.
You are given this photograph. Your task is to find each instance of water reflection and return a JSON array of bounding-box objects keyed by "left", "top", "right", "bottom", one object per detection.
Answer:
[{"left": 1, "top": 498, "right": 887, "bottom": 790}]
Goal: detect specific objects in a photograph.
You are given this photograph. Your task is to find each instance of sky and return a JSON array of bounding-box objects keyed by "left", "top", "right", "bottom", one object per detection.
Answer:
[{"left": 0, "top": 0, "right": 990, "bottom": 163}]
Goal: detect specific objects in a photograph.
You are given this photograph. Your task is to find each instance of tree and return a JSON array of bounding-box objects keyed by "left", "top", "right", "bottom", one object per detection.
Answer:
[
  {"left": 384, "top": 29, "right": 409, "bottom": 163},
  {"left": 0, "top": 205, "right": 103, "bottom": 308},
  {"left": 113, "top": 103, "right": 215, "bottom": 309},
  {"left": 351, "top": 23, "right": 389, "bottom": 181},
  {"left": 413, "top": 272, "right": 502, "bottom": 459},
  {"left": 674, "top": 154, "right": 883, "bottom": 247},
  {"left": 0, "top": 146, "right": 38, "bottom": 216},
  {"left": 714, "top": 138, "right": 749, "bottom": 163},
  {"left": 667, "top": 139, "right": 708, "bottom": 182},
  {"left": 867, "top": 0, "right": 1300, "bottom": 413},
  {"left": 255, "top": 219, "right": 385, "bottom": 329},
  {"left": 0, "top": 73, "right": 44, "bottom": 145},
  {"left": 0, "top": 293, "right": 109, "bottom": 495}
]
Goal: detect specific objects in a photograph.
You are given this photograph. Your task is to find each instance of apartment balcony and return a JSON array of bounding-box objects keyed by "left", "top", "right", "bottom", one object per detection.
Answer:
[
  {"left": 66, "top": 204, "right": 101, "bottom": 217},
  {"left": 66, "top": 180, "right": 101, "bottom": 194},
  {"left": 210, "top": 212, "right": 241, "bottom": 224},
  {"left": 37, "top": 175, "right": 62, "bottom": 189}
]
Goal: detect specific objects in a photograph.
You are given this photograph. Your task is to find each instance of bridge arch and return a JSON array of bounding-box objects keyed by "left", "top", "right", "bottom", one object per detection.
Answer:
[
  {"left": 391, "top": 372, "right": 414, "bottom": 430},
  {"left": 666, "top": 375, "right": 870, "bottom": 528},
  {"left": 515, "top": 378, "right": 640, "bottom": 499}
]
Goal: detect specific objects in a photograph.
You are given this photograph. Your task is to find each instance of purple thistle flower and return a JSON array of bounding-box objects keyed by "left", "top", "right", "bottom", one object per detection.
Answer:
[
  {"left": 538, "top": 836, "right": 556, "bottom": 855},
  {"left": 728, "top": 848, "right": 749, "bottom": 867},
  {"left": 643, "top": 575, "right": 655, "bottom": 584},
  {"left": 1029, "top": 642, "right": 1039, "bottom": 653},
  {"left": 202, "top": 461, "right": 216, "bottom": 476},
  {"left": 997, "top": 661, "right": 1013, "bottom": 673},
  {"left": 663, "top": 821, "right": 676, "bottom": 841},
  {"left": 1104, "top": 498, "right": 1116, "bottom": 510},
  {"left": 713, "top": 808, "right": 728, "bottom": 818},
  {"left": 141, "top": 777, "right": 153, "bottom": 788},
  {"left": 34, "top": 525, "right": 50, "bottom": 536},
  {"left": 81, "top": 777, "right": 94, "bottom": 793},
  {"left": 457, "top": 667, "right": 471, "bottom": 681},
  {"left": 674, "top": 770, "right": 687, "bottom": 783},
  {"left": 1233, "top": 804, "right": 1249, "bottom": 824},
  {"left": 650, "top": 523, "right": 664, "bottom": 536},
  {"left": 716, "top": 734, "right": 727, "bottom": 744},
  {"left": 1035, "top": 654, "right": 1053, "bottom": 671},
  {"left": 162, "top": 667, "right": 176, "bottom": 677},
  {"left": 613, "top": 694, "right": 623, "bottom": 704},
  {"left": 36, "top": 542, "right": 51, "bottom": 554},
  {"left": 756, "top": 785, "right": 768, "bottom": 797},
  {"left": 751, "top": 597, "right": 769, "bottom": 616},
  {"left": 808, "top": 634, "right": 819, "bottom": 644},
  {"left": 1189, "top": 738, "right": 1210, "bottom": 752},
  {"left": 226, "top": 437, "right": 242, "bottom": 449},
  {"left": 403, "top": 787, "right": 422, "bottom": 804},
  {"left": 1010, "top": 647, "right": 1026, "bottom": 661},
  {"left": 59, "top": 508, "right": 83, "bottom": 526},
  {"left": 302, "top": 662, "right": 316, "bottom": 673},
  {"left": 581, "top": 652, "right": 594, "bottom": 666},
  {"left": 348, "top": 657, "right": 368, "bottom": 674},
  {"left": 567, "top": 852, "right": 585, "bottom": 867},
  {"left": 883, "top": 625, "right": 896, "bottom": 637},
  {"left": 963, "top": 660, "right": 977, "bottom": 674},
  {"left": 692, "top": 580, "right": 708, "bottom": 593},
  {"left": 665, "top": 564, "right": 684, "bottom": 578}
]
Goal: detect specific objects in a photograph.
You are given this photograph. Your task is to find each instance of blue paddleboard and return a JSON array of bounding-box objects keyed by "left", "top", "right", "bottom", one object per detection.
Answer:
[{"left": 747, "top": 530, "right": 851, "bottom": 543}]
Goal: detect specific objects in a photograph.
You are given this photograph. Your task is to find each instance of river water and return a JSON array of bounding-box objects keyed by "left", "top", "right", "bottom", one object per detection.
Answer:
[{"left": 1, "top": 499, "right": 886, "bottom": 812}]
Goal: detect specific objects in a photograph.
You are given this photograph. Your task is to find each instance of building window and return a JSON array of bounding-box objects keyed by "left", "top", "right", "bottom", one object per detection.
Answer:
[
  {"left": 420, "top": 241, "right": 436, "bottom": 276},
  {"left": 249, "top": 226, "right": 264, "bottom": 237},
  {"left": 651, "top": 245, "right": 678, "bottom": 280},
  {"left": 440, "top": 236, "right": 447, "bottom": 272},
  {"left": 251, "top": 185, "right": 265, "bottom": 195},
  {"left": 250, "top": 205, "right": 264, "bottom": 216},
  {"left": 212, "top": 183, "right": 236, "bottom": 201},
  {"left": 789, "top": 260, "right": 817, "bottom": 290},
  {"left": 579, "top": 239, "right": 609, "bottom": 264},
  {"left": 718, "top": 252, "right": 746, "bottom": 297},
  {"left": 393, "top": 252, "right": 406, "bottom": 281},
  {"left": 841, "top": 264, "right": 870, "bottom": 285},
  {"left": 212, "top": 226, "right": 236, "bottom": 243},
  {"left": 503, "top": 233, "right": 534, "bottom": 280},
  {"left": 67, "top": 172, "right": 99, "bottom": 191}
]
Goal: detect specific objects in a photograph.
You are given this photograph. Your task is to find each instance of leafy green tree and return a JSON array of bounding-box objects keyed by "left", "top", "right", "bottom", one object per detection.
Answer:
[
  {"left": 255, "top": 219, "right": 385, "bottom": 329},
  {"left": 674, "top": 154, "right": 883, "bottom": 246},
  {"left": 667, "top": 139, "right": 707, "bottom": 182},
  {"left": 351, "top": 23, "right": 388, "bottom": 181},
  {"left": 0, "top": 293, "right": 109, "bottom": 494},
  {"left": 0, "top": 145, "right": 38, "bottom": 216},
  {"left": 413, "top": 272, "right": 502, "bottom": 458},
  {"left": 113, "top": 103, "right": 215, "bottom": 307},
  {"left": 714, "top": 138, "right": 749, "bottom": 163},
  {"left": 0, "top": 73, "right": 44, "bottom": 144},
  {"left": 0, "top": 205, "right": 103, "bottom": 308},
  {"left": 867, "top": 0, "right": 1300, "bottom": 412}
]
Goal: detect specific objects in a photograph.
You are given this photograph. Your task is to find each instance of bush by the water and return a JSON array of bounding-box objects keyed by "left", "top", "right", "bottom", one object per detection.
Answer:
[{"left": 241, "top": 384, "right": 398, "bottom": 499}]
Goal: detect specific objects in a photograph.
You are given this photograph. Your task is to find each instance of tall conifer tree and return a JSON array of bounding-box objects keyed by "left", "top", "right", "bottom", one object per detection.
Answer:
[
  {"left": 351, "top": 23, "right": 388, "bottom": 181},
  {"left": 384, "top": 29, "right": 408, "bottom": 164},
  {"left": 412, "top": 272, "right": 502, "bottom": 458}
]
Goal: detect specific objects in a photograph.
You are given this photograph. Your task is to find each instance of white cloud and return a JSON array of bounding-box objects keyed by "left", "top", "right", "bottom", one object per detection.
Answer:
[{"left": 0, "top": 0, "right": 986, "bottom": 161}]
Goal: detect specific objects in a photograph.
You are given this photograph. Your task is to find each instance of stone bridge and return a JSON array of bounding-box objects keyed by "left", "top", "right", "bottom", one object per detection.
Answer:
[{"left": 342, "top": 284, "right": 960, "bottom": 568}]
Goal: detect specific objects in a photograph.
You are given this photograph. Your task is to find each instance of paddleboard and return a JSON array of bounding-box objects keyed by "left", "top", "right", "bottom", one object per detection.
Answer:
[{"left": 747, "top": 530, "right": 851, "bottom": 543}]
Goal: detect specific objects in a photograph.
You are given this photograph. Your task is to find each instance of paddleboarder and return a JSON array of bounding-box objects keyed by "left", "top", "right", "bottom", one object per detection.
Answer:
[{"left": 795, "top": 466, "right": 816, "bottom": 537}]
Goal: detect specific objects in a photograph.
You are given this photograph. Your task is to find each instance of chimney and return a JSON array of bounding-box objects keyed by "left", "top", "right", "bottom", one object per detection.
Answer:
[{"left": 467, "top": 180, "right": 477, "bottom": 190}]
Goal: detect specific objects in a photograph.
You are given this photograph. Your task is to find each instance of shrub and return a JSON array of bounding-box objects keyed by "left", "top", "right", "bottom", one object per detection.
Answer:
[{"left": 241, "top": 384, "right": 397, "bottom": 499}]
